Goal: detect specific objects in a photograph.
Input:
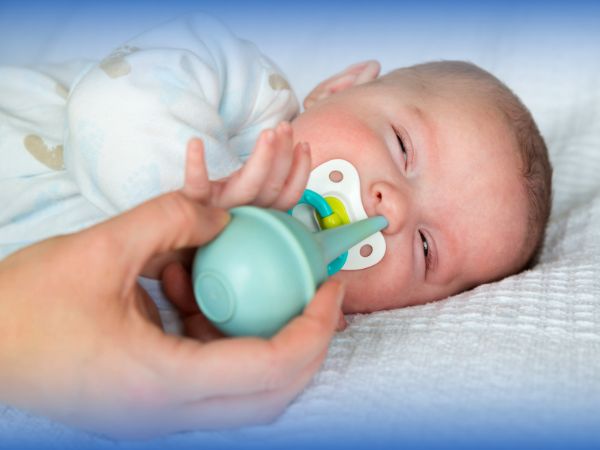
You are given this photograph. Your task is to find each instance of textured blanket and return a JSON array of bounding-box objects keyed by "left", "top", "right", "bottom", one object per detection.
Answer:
[{"left": 0, "top": 2, "right": 598, "bottom": 448}]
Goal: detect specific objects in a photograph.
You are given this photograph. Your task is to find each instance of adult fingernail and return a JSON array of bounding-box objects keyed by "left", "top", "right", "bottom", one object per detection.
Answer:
[
  {"left": 334, "top": 281, "right": 346, "bottom": 308},
  {"left": 265, "top": 130, "right": 275, "bottom": 143},
  {"left": 211, "top": 207, "right": 231, "bottom": 227}
]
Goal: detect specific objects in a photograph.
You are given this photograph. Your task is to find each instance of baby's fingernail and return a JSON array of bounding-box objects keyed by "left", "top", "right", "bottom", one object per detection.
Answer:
[
  {"left": 348, "top": 61, "right": 369, "bottom": 71},
  {"left": 302, "top": 142, "right": 311, "bottom": 153},
  {"left": 279, "top": 122, "right": 291, "bottom": 133},
  {"left": 265, "top": 130, "right": 275, "bottom": 143}
]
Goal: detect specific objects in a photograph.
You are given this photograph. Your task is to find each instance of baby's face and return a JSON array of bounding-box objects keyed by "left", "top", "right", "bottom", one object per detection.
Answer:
[{"left": 291, "top": 75, "right": 530, "bottom": 313}]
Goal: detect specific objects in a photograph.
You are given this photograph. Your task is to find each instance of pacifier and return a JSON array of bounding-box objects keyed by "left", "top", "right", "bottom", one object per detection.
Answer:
[{"left": 290, "top": 159, "right": 387, "bottom": 271}]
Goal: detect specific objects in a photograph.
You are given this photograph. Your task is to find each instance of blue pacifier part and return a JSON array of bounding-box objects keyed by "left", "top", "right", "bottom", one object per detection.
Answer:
[
  {"left": 290, "top": 189, "right": 347, "bottom": 276},
  {"left": 296, "top": 189, "right": 333, "bottom": 218}
]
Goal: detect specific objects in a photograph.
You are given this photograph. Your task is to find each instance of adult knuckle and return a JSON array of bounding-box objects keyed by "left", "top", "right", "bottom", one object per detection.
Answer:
[{"left": 160, "top": 192, "right": 197, "bottom": 230}]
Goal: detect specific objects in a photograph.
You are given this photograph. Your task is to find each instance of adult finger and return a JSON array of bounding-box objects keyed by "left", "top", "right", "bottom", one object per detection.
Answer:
[
  {"left": 169, "top": 348, "right": 327, "bottom": 432},
  {"left": 153, "top": 279, "right": 345, "bottom": 400},
  {"left": 181, "top": 313, "right": 226, "bottom": 342},
  {"left": 162, "top": 262, "right": 227, "bottom": 341},
  {"left": 141, "top": 247, "right": 195, "bottom": 279},
  {"left": 94, "top": 192, "right": 230, "bottom": 285},
  {"left": 161, "top": 261, "right": 198, "bottom": 315},
  {"left": 182, "top": 139, "right": 212, "bottom": 202}
]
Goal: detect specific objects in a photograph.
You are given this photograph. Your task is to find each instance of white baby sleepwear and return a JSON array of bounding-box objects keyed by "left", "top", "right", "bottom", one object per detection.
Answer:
[{"left": 0, "top": 13, "right": 298, "bottom": 260}]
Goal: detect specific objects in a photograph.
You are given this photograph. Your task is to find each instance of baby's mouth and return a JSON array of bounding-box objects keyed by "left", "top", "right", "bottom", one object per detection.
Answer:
[{"left": 291, "top": 159, "right": 387, "bottom": 271}]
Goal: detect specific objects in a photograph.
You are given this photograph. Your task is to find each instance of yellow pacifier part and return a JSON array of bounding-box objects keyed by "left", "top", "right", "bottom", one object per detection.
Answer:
[{"left": 317, "top": 197, "right": 350, "bottom": 230}]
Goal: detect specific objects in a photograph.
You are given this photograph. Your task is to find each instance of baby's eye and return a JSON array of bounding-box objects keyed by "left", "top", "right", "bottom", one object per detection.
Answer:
[
  {"left": 396, "top": 132, "right": 408, "bottom": 165},
  {"left": 393, "top": 127, "right": 411, "bottom": 171},
  {"left": 418, "top": 230, "right": 431, "bottom": 269}
]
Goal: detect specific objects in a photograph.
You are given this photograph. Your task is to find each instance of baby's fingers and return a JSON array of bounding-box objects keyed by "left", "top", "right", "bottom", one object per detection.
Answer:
[
  {"left": 182, "top": 139, "right": 211, "bottom": 202},
  {"left": 252, "top": 122, "right": 295, "bottom": 207},
  {"left": 215, "top": 129, "right": 276, "bottom": 208},
  {"left": 271, "top": 142, "right": 311, "bottom": 211}
]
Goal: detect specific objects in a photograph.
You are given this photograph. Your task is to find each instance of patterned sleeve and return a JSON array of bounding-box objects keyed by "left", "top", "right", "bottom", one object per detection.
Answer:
[{"left": 65, "top": 13, "right": 299, "bottom": 215}]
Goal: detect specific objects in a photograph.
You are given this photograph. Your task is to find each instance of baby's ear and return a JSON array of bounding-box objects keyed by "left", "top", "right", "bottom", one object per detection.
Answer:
[{"left": 303, "top": 60, "right": 381, "bottom": 110}]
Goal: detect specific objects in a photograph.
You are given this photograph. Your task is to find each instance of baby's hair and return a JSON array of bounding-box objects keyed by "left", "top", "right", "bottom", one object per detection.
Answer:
[{"left": 386, "top": 61, "right": 553, "bottom": 269}]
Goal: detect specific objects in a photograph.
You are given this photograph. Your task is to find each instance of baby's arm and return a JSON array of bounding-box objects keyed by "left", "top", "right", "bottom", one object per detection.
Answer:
[
  {"left": 183, "top": 122, "right": 311, "bottom": 212},
  {"left": 65, "top": 13, "right": 299, "bottom": 217}
]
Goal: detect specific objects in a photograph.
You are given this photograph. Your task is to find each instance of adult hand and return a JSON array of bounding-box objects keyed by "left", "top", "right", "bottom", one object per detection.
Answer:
[{"left": 0, "top": 190, "right": 345, "bottom": 439}]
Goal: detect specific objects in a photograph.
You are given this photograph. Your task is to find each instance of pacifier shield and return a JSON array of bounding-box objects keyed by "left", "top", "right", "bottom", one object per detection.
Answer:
[{"left": 301, "top": 159, "right": 387, "bottom": 270}]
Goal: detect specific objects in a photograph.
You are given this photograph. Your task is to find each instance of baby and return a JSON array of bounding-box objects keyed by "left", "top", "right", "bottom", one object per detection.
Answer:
[
  {"left": 295, "top": 60, "right": 553, "bottom": 312},
  {"left": 0, "top": 14, "right": 552, "bottom": 321}
]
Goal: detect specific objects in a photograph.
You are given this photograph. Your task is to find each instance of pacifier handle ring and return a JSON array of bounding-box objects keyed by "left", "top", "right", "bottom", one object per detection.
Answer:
[
  {"left": 290, "top": 189, "right": 347, "bottom": 276},
  {"left": 297, "top": 189, "right": 333, "bottom": 218}
]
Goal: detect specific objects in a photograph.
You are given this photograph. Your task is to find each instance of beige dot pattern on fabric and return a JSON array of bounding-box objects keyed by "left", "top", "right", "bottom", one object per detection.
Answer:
[
  {"left": 55, "top": 83, "right": 69, "bottom": 99},
  {"left": 269, "top": 73, "right": 290, "bottom": 90},
  {"left": 99, "top": 46, "right": 140, "bottom": 79},
  {"left": 23, "top": 135, "right": 65, "bottom": 171}
]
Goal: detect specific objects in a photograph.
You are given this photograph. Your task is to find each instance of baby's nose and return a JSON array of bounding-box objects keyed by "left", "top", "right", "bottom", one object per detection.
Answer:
[{"left": 370, "top": 181, "right": 410, "bottom": 235}]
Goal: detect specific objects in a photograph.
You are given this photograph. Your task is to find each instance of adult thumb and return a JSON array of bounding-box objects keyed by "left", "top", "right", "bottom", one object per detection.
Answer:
[{"left": 97, "top": 191, "right": 230, "bottom": 277}]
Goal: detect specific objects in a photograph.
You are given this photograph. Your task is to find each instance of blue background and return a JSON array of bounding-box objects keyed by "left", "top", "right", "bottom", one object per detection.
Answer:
[{"left": 1, "top": 1, "right": 599, "bottom": 449}]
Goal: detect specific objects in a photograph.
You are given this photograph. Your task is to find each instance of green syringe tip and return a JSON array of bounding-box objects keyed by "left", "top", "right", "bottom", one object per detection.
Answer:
[{"left": 315, "top": 215, "right": 388, "bottom": 265}]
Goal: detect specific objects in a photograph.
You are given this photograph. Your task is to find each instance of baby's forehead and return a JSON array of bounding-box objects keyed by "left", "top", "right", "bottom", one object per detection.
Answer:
[
  {"left": 381, "top": 73, "right": 514, "bottom": 144},
  {"left": 379, "top": 67, "right": 498, "bottom": 106}
]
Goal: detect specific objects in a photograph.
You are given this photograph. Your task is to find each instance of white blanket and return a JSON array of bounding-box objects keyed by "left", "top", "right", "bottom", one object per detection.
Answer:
[{"left": 1, "top": 2, "right": 599, "bottom": 448}]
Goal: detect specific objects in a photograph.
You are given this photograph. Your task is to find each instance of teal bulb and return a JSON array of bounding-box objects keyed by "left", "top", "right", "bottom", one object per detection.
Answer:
[
  {"left": 192, "top": 206, "right": 387, "bottom": 337},
  {"left": 192, "top": 207, "right": 328, "bottom": 338}
]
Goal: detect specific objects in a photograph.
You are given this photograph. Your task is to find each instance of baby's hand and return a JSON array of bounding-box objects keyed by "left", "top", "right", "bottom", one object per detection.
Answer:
[
  {"left": 183, "top": 122, "right": 311, "bottom": 211},
  {"left": 143, "top": 125, "right": 309, "bottom": 278}
]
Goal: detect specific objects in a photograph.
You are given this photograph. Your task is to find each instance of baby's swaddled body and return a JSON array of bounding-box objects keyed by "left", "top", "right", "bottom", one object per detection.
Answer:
[
  {"left": 0, "top": 13, "right": 298, "bottom": 260},
  {"left": 0, "top": 14, "right": 298, "bottom": 331}
]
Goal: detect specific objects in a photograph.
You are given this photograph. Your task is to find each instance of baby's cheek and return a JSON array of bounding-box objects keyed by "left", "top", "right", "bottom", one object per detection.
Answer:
[
  {"left": 334, "top": 259, "right": 411, "bottom": 314},
  {"left": 293, "top": 108, "right": 379, "bottom": 168}
]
